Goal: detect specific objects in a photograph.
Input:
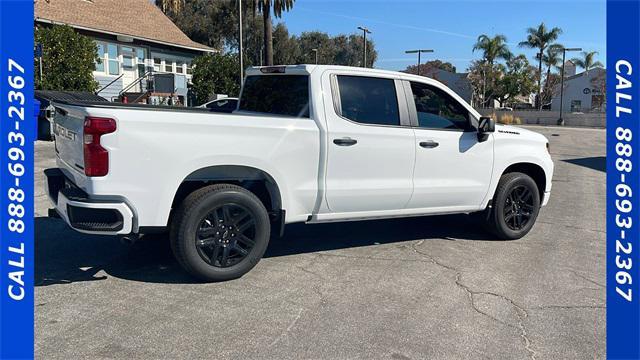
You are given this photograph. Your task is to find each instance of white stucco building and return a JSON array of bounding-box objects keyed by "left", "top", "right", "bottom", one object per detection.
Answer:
[{"left": 551, "top": 67, "right": 606, "bottom": 113}]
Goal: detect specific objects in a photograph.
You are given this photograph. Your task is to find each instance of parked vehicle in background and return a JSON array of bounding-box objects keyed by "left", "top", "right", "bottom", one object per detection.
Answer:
[
  {"left": 198, "top": 97, "right": 239, "bottom": 113},
  {"left": 497, "top": 106, "right": 513, "bottom": 111},
  {"left": 45, "top": 65, "right": 553, "bottom": 282}
]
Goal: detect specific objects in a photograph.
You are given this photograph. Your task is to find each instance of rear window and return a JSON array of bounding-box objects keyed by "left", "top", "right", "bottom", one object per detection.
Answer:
[
  {"left": 336, "top": 75, "right": 400, "bottom": 126},
  {"left": 239, "top": 75, "right": 310, "bottom": 118}
]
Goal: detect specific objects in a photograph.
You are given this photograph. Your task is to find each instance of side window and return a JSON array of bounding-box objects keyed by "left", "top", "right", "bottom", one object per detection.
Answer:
[
  {"left": 336, "top": 75, "right": 400, "bottom": 126},
  {"left": 410, "top": 82, "right": 469, "bottom": 130}
]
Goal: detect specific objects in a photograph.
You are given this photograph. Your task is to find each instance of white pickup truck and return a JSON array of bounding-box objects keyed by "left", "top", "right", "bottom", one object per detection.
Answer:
[{"left": 46, "top": 65, "right": 553, "bottom": 281}]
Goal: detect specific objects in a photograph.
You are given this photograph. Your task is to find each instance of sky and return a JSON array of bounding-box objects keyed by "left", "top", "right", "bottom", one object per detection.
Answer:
[{"left": 275, "top": 0, "right": 606, "bottom": 72}]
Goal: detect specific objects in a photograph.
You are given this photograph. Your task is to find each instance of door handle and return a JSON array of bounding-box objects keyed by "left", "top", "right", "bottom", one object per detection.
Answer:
[
  {"left": 419, "top": 140, "right": 439, "bottom": 148},
  {"left": 333, "top": 137, "right": 358, "bottom": 146}
]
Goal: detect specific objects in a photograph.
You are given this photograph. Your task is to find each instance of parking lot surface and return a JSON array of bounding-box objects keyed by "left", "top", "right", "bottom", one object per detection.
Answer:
[{"left": 35, "top": 125, "right": 605, "bottom": 359}]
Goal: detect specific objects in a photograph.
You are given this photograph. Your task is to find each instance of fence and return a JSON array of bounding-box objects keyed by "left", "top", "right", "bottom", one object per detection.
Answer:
[{"left": 476, "top": 109, "right": 605, "bottom": 128}]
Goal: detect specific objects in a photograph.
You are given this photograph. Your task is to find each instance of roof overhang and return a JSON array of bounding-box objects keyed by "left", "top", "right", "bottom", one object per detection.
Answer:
[{"left": 35, "top": 17, "right": 217, "bottom": 54}]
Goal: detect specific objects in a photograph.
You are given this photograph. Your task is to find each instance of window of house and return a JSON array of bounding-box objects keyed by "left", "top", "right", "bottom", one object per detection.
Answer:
[
  {"left": 409, "top": 82, "right": 469, "bottom": 130},
  {"left": 186, "top": 63, "right": 192, "bottom": 75},
  {"left": 336, "top": 75, "right": 400, "bottom": 126},
  {"left": 176, "top": 61, "right": 184, "bottom": 74},
  {"left": 136, "top": 48, "right": 146, "bottom": 77},
  {"left": 122, "top": 54, "right": 134, "bottom": 69},
  {"left": 107, "top": 43, "right": 119, "bottom": 75},
  {"left": 153, "top": 58, "right": 161, "bottom": 72},
  {"left": 95, "top": 43, "right": 105, "bottom": 72},
  {"left": 165, "top": 60, "right": 173, "bottom": 73}
]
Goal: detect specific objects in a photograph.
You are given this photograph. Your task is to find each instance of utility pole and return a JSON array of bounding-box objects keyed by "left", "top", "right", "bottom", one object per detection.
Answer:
[
  {"left": 238, "top": 0, "right": 244, "bottom": 86},
  {"left": 312, "top": 48, "right": 318, "bottom": 64},
  {"left": 357, "top": 26, "right": 371, "bottom": 68},
  {"left": 558, "top": 47, "right": 581, "bottom": 125},
  {"left": 405, "top": 49, "right": 434, "bottom": 76}
]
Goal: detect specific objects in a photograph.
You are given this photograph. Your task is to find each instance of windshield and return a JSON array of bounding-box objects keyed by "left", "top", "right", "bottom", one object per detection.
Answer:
[{"left": 239, "top": 75, "right": 310, "bottom": 118}]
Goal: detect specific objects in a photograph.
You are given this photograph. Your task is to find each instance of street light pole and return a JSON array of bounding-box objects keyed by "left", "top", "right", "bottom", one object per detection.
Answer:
[
  {"left": 312, "top": 48, "right": 318, "bottom": 64},
  {"left": 357, "top": 26, "right": 371, "bottom": 68},
  {"left": 405, "top": 49, "right": 434, "bottom": 76},
  {"left": 238, "top": 0, "right": 244, "bottom": 86},
  {"left": 558, "top": 47, "right": 581, "bottom": 125}
]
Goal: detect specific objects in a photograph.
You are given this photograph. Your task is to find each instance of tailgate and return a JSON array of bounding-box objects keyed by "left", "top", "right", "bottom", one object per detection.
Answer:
[{"left": 52, "top": 104, "right": 86, "bottom": 173}]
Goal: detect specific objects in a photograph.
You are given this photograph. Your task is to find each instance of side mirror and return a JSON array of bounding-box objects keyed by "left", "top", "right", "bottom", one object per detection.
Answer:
[{"left": 478, "top": 116, "right": 495, "bottom": 142}]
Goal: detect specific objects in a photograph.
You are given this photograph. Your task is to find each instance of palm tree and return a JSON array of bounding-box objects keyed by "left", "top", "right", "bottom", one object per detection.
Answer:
[
  {"left": 254, "top": 0, "right": 295, "bottom": 66},
  {"left": 571, "top": 51, "right": 604, "bottom": 74},
  {"left": 472, "top": 34, "right": 512, "bottom": 65},
  {"left": 541, "top": 44, "right": 563, "bottom": 90},
  {"left": 519, "top": 23, "right": 562, "bottom": 109},
  {"left": 157, "top": 0, "right": 184, "bottom": 14}
]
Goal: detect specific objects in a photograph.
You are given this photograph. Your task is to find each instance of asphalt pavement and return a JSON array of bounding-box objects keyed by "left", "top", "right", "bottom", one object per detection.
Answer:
[{"left": 34, "top": 125, "right": 606, "bottom": 359}]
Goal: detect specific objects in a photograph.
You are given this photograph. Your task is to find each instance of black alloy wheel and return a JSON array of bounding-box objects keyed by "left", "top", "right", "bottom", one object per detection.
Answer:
[
  {"left": 503, "top": 185, "right": 535, "bottom": 231},
  {"left": 195, "top": 204, "right": 257, "bottom": 268},
  {"left": 484, "top": 172, "right": 541, "bottom": 240},
  {"left": 170, "top": 184, "right": 271, "bottom": 282}
]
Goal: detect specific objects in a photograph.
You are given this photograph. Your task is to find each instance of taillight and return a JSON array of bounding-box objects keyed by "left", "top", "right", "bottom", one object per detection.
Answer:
[{"left": 83, "top": 116, "right": 116, "bottom": 176}]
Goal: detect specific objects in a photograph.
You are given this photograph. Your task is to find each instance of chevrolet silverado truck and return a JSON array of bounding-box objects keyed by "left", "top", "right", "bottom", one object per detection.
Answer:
[{"left": 45, "top": 65, "right": 553, "bottom": 282}]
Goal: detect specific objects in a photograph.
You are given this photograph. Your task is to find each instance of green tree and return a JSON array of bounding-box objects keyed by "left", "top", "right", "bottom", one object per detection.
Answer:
[
  {"left": 333, "top": 34, "right": 377, "bottom": 67},
  {"left": 273, "top": 23, "right": 300, "bottom": 65},
  {"left": 255, "top": 0, "right": 295, "bottom": 66},
  {"left": 191, "top": 53, "right": 240, "bottom": 105},
  {"left": 519, "top": 23, "right": 562, "bottom": 109},
  {"left": 468, "top": 59, "right": 500, "bottom": 108},
  {"left": 494, "top": 55, "right": 537, "bottom": 107},
  {"left": 472, "top": 34, "right": 512, "bottom": 65},
  {"left": 297, "top": 31, "right": 336, "bottom": 64},
  {"left": 571, "top": 51, "right": 604, "bottom": 73},
  {"left": 34, "top": 25, "right": 99, "bottom": 92},
  {"left": 541, "top": 44, "right": 563, "bottom": 96},
  {"left": 163, "top": 0, "right": 240, "bottom": 50},
  {"left": 404, "top": 60, "right": 457, "bottom": 76}
]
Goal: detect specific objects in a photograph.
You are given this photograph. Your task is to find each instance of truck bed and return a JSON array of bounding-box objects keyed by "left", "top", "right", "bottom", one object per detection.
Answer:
[{"left": 52, "top": 99, "right": 219, "bottom": 114}]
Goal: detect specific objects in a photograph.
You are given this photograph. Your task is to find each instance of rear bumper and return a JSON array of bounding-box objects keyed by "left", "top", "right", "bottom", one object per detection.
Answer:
[{"left": 45, "top": 168, "right": 134, "bottom": 235}]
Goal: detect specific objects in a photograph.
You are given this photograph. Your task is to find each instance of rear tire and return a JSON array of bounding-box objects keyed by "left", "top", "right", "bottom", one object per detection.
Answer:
[
  {"left": 486, "top": 172, "right": 541, "bottom": 240},
  {"left": 170, "top": 184, "right": 270, "bottom": 282}
]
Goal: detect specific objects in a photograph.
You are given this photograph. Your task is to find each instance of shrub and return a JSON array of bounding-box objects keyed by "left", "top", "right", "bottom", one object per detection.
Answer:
[
  {"left": 191, "top": 53, "right": 240, "bottom": 105},
  {"left": 34, "top": 25, "right": 99, "bottom": 92},
  {"left": 491, "top": 112, "right": 522, "bottom": 125}
]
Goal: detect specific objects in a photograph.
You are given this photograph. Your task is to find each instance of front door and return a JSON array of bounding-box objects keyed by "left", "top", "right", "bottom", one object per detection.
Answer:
[
  {"left": 120, "top": 46, "right": 139, "bottom": 92},
  {"left": 323, "top": 73, "right": 415, "bottom": 213},
  {"left": 406, "top": 81, "right": 493, "bottom": 210}
]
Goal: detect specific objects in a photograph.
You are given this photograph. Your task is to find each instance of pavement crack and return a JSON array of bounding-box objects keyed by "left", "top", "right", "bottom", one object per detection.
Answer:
[
  {"left": 268, "top": 307, "right": 304, "bottom": 348},
  {"left": 531, "top": 304, "right": 605, "bottom": 310},
  {"left": 568, "top": 270, "right": 605, "bottom": 288},
  {"left": 536, "top": 220, "right": 604, "bottom": 234},
  {"left": 410, "top": 240, "right": 538, "bottom": 360}
]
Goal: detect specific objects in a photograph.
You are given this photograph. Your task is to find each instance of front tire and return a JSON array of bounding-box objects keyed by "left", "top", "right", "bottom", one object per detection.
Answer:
[
  {"left": 170, "top": 184, "right": 270, "bottom": 282},
  {"left": 486, "top": 172, "right": 541, "bottom": 240}
]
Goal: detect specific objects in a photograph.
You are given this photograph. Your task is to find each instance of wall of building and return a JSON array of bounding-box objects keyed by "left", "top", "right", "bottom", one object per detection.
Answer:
[
  {"left": 94, "top": 75, "right": 123, "bottom": 101},
  {"left": 424, "top": 69, "right": 472, "bottom": 103},
  {"left": 551, "top": 68, "right": 606, "bottom": 112}
]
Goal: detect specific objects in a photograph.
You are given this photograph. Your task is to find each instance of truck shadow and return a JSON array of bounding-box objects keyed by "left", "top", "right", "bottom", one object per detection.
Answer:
[
  {"left": 562, "top": 156, "right": 605, "bottom": 172},
  {"left": 35, "top": 214, "right": 498, "bottom": 286}
]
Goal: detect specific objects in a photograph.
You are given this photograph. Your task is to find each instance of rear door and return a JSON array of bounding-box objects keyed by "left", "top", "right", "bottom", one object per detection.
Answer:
[{"left": 322, "top": 72, "right": 415, "bottom": 213}]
